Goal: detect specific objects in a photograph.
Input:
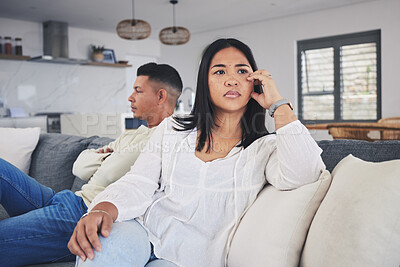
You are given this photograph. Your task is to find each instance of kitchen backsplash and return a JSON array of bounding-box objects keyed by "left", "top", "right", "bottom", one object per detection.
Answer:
[{"left": 0, "top": 60, "right": 131, "bottom": 115}]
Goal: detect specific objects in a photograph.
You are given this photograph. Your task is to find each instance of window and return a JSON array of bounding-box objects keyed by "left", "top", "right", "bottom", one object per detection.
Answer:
[{"left": 297, "top": 30, "right": 381, "bottom": 123}]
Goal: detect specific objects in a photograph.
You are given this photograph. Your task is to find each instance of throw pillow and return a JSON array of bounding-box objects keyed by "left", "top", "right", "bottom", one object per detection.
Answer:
[
  {"left": 0, "top": 127, "right": 41, "bottom": 173},
  {"left": 227, "top": 169, "right": 331, "bottom": 267},
  {"left": 300, "top": 155, "right": 400, "bottom": 266}
]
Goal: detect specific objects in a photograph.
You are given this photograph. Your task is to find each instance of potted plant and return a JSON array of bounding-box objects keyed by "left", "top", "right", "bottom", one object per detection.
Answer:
[{"left": 90, "top": 45, "right": 105, "bottom": 62}]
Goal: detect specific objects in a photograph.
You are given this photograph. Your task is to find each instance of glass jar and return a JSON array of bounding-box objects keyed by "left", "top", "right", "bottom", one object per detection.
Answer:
[
  {"left": 15, "top": 37, "right": 22, "bottom": 55},
  {"left": 4, "top": 37, "right": 12, "bottom": 55}
]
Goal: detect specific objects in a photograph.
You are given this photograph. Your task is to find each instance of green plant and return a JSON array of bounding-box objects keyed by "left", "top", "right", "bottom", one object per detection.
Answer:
[{"left": 90, "top": 45, "right": 105, "bottom": 53}]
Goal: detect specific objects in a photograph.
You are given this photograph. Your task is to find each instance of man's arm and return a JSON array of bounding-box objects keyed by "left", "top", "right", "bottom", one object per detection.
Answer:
[
  {"left": 72, "top": 142, "right": 117, "bottom": 181},
  {"left": 74, "top": 128, "right": 153, "bottom": 189},
  {"left": 80, "top": 146, "right": 144, "bottom": 189}
]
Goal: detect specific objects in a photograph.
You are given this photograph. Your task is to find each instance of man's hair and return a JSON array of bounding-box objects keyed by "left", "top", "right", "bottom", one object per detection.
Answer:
[{"left": 137, "top": 63, "right": 183, "bottom": 94}]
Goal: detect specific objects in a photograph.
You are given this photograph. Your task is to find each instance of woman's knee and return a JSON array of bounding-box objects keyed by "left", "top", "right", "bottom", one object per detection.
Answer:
[
  {"left": 145, "top": 259, "right": 179, "bottom": 267},
  {"left": 76, "top": 220, "right": 151, "bottom": 267}
]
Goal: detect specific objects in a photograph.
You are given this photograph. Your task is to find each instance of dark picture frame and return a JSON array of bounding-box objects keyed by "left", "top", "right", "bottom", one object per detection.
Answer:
[{"left": 102, "top": 49, "right": 116, "bottom": 63}]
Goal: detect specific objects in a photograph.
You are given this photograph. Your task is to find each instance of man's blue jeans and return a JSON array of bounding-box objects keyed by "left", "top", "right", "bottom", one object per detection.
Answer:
[{"left": 0, "top": 158, "right": 88, "bottom": 267}]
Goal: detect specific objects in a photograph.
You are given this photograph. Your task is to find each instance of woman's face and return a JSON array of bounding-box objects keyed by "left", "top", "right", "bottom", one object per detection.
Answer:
[{"left": 208, "top": 47, "right": 254, "bottom": 115}]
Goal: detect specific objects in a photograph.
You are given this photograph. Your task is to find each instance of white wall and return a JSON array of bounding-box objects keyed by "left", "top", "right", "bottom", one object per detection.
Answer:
[
  {"left": 0, "top": 18, "right": 43, "bottom": 57},
  {"left": 159, "top": 0, "right": 400, "bottom": 118},
  {"left": 0, "top": 17, "right": 161, "bottom": 115},
  {"left": 0, "top": 17, "right": 161, "bottom": 61}
]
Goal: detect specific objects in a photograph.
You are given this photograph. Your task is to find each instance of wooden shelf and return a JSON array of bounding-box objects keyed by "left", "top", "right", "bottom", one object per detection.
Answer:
[
  {"left": 84, "top": 62, "right": 132, "bottom": 68},
  {"left": 0, "top": 54, "right": 31, "bottom": 60},
  {"left": 0, "top": 55, "right": 131, "bottom": 68}
]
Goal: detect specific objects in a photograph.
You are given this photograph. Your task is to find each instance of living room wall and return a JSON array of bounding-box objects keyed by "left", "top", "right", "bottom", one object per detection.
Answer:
[
  {"left": 159, "top": 0, "right": 400, "bottom": 119},
  {"left": 0, "top": 17, "right": 160, "bottom": 114}
]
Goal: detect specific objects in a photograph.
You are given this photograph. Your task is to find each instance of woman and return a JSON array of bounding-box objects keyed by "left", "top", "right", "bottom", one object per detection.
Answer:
[{"left": 68, "top": 38, "right": 325, "bottom": 267}]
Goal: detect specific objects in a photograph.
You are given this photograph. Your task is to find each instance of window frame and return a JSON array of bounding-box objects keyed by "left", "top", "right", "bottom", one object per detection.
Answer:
[{"left": 297, "top": 30, "right": 381, "bottom": 124}]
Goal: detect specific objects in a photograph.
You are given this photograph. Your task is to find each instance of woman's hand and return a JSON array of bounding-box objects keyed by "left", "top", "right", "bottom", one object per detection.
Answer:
[
  {"left": 67, "top": 202, "right": 117, "bottom": 261},
  {"left": 248, "top": 70, "right": 297, "bottom": 129},
  {"left": 247, "top": 70, "right": 283, "bottom": 109}
]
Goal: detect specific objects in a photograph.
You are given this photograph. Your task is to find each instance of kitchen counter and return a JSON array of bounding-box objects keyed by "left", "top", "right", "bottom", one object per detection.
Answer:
[{"left": 0, "top": 116, "right": 48, "bottom": 133}]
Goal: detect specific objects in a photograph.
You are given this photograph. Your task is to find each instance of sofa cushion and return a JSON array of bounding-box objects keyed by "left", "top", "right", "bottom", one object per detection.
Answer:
[
  {"left": 29, "top": 134, "right": 96, "bottom": 192},
  {"left": 317, "top": 140, "right": 400, "bottom": 172},
  {"left": 227, "top": 170, "right": 331, "bottom": 267},
  {"left": 0, "top": 127, "right": 41, "bottom": 174},
  {"left": 300, "top": 155, "right": 400, "bottom": 266}
]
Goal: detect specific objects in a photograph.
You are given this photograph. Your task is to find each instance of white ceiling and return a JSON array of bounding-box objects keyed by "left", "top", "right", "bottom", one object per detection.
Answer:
[{"left": 0, "top": 0, "right": 377, "bottom": 36}]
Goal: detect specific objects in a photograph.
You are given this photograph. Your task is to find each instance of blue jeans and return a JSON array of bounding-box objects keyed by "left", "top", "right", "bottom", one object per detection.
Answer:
[
  {"left": 0, "top": 158, "right": 88, "bottom": 267},
  {"left": 76, "top": 220, "right": 178, "bottom": 267}
]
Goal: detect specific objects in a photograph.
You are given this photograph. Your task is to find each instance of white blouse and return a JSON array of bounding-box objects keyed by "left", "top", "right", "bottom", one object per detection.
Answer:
[{"left": 90, "top": 117, "right": 325, "bottom": 267}]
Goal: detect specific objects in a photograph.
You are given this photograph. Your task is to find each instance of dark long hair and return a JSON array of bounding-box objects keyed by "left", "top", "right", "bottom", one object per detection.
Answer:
[{"left": 174, "top": 38, "right": 269, "bottom": 152}]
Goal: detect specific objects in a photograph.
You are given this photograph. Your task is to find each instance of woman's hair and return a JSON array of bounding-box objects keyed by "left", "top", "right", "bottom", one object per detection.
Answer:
[{"left": 174, "top": 38, "right": 269, "bottom": 152}]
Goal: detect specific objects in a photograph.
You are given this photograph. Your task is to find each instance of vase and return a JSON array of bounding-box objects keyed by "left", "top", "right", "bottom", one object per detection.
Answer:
[{"left": 92, "top": 52, "right": 104, "bottom": 62}]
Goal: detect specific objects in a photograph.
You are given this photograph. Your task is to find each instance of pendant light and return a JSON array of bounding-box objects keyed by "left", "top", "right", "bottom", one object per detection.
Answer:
[
  {"left": 159, "top": 0, "right": 190, "bottom": 45},
  {"left": 116, "top": 0, "right": 151, "bottom": 40}
]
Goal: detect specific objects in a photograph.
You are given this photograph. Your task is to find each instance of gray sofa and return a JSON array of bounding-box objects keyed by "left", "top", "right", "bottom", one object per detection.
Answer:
[
  {"left": 1, "top": 133, "right": 400, "bottom": 266},
  {"left": 0, "top": 133, "right": 112, "bottom": 267}
]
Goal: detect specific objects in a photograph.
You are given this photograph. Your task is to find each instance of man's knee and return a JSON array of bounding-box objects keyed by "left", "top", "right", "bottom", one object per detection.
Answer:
[
  {"left": 0, "top": 158, "right": 20, "bottom": 181},
  {"left": 0, "top": 158, "right": 10, "bottom": 176}
]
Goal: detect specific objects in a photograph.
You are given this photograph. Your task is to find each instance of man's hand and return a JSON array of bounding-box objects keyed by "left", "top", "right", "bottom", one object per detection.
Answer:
[
  {"left": 97, "top": 148, "right": 114, "bottom": 153},
  {"left": 68, "top": 202, "right": 117, "bottom": 261}
]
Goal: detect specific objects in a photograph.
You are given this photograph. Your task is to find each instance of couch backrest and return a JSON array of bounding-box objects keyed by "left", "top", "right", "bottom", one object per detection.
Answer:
[
  {"left": 317, "top": 139, "right": 400, "bottom": 172},
  {"left": 29, "top": 133, "right": 97, "bottom": 192},
  {"left": 29, "top": 134, "right": 400, "bottom": 192}
]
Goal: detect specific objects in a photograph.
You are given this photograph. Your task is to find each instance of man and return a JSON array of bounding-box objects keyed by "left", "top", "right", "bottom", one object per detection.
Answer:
[{"left": 0, "top": 63, "right": 183, "bottom": 266}]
